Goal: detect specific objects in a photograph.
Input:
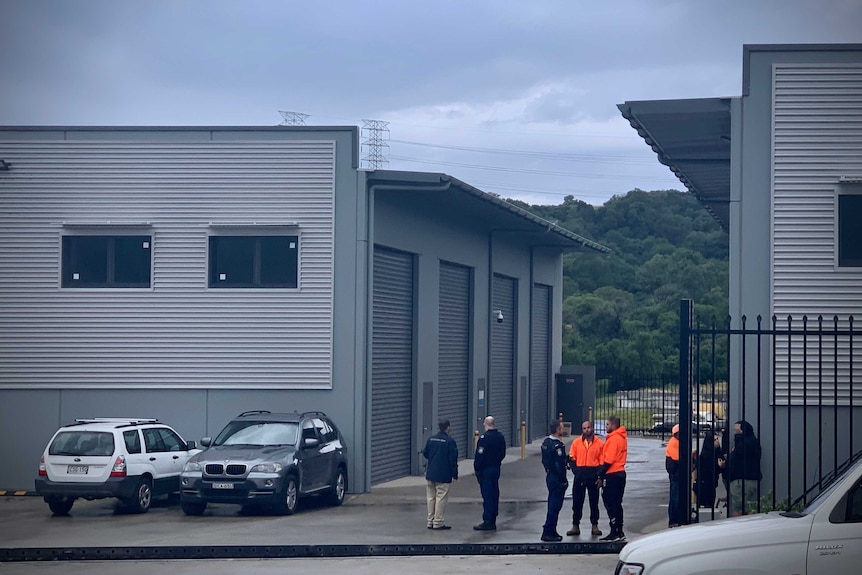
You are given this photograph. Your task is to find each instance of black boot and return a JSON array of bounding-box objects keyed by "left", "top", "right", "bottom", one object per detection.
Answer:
[{"left": 473, "top": 521, "right": 496, "bottom": 531}]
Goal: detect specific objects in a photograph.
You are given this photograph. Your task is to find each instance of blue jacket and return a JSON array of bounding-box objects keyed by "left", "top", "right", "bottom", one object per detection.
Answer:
[
  {"left": 474, "top": 428, "right": 506, "bottom": 474},
  {"left": 423, "top": 431, "right": 459, "bottom": 483}
]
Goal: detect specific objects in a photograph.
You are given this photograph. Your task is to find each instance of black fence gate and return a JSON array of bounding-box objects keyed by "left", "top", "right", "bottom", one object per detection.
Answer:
[{"left": 678, "top": 299, "right": 862, "bottom": 524}]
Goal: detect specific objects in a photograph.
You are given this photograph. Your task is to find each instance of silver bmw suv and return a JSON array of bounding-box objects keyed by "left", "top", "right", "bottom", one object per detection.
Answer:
[{"left": 180, "top": 410, "right": 348, "bottom": 515}]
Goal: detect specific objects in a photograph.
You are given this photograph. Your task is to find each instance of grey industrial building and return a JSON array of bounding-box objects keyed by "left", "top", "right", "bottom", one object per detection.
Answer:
[{"left": 0, "top": 126, "right": 607, "bottom": 492}]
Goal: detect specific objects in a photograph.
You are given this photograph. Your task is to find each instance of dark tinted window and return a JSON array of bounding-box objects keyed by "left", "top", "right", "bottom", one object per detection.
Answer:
[
  {"left": 123, "top": 430, "right": 142, "bottom": 454},
  {"left": 62, "top": 235, "right": 151, "bottom": 288},
  {"left": 839, "top": 194, "right": 862, "bottom": 267},
  {"left": 209, "top": 235, "right": 298, "bottom": 288},
  {"left": 143, "top": 428, "right": 167, "bottom": 453},
  {"left": 49, "top": 431, "right": 114, "bottom": 456}
]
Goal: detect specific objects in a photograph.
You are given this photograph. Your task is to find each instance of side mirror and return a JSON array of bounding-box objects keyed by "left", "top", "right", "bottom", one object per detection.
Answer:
[
  {"left": 303, "top": 437, "right": 320, "bottom": 449},
  {"left": 186, "top": 440, "right": 197, "bottom": 450},
  {"left": 200, "top": 437, "right": 213, "bottom": 448}
]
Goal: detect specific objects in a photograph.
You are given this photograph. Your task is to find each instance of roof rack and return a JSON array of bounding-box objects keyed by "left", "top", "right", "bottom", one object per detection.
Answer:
[
  {"left": 74, "top": 418, "right": 159, "bottom": 425},
  {"left": 237, "top": 410, "right": 271, "bottom": 417},
  {"left": 300, "top": 411, "right": 327, "bottom": 418}
]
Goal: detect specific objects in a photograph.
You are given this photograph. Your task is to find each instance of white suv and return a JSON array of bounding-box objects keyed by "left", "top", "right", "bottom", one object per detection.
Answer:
[{"left": 35, "top": 418, "right": 200, "bottom": 516}]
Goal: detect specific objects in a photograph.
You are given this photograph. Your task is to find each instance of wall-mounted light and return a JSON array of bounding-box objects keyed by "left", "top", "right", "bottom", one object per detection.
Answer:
[{"left": 0, "top": 160, "right": 9, "bottom": 171}]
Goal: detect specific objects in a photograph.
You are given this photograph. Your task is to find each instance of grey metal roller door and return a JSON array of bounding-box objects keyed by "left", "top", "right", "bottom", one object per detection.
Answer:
[
  {"left": 490, "top": 274, "right": 516, "bottom": 443},
  {"left": 438, "top": 262, "right": 471, "bottom": 458},
  {"left": 371, "top": 247, "right": 414, "bottom": 485},
  {"left": 530, "top": 284, "right": 551, "bottom": 440}
]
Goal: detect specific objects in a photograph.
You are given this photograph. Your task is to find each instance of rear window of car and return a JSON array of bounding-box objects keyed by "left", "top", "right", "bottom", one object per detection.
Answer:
[
  {"left": 49, "top": 431, "right": 115, "bottom": 456},
  {"left": 214, "top": 421, "right": 299, "bottom": 446}
]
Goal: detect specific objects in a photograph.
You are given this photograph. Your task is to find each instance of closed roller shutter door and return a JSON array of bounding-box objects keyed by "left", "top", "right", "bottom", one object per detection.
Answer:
[
  {"left": 490, "top": 275, "right": 516, "bottom": 443},
  {"left": 530, "top": 284, "right": 551, "bottom": 440},
  {"left": 438, "top": 262, "right": 471, "bottom": 458},
  {"left": 371, "top": 247, "right": 414, "bottom": 484}
]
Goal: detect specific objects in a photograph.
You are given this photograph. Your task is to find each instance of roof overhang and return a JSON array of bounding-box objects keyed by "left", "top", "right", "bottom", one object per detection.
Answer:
[
  {"left": 366, "top": 170, "right": 610, "bottom": 253},
  {"left": 618, "top": 98, "right": 732, "bottom": 230}
]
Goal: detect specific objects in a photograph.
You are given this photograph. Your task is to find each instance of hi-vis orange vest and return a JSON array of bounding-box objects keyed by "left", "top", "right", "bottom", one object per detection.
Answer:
[
  {"left": 602, "top": 426, "right": 628, "bottom": 474},
  {"left": 569, "top": 435, "right": 604, "bottom": 468}
]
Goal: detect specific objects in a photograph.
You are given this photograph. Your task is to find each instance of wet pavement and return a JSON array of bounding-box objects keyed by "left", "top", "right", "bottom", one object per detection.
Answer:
[{"left": 0, "top": 435, "right": 676, "bottom": 574}]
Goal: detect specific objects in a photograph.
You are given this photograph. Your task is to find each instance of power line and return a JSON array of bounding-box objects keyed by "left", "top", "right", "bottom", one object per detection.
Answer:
[
  {"left": 390, "top": 139, "right": 657, "bottom": 165},
  {"left": 388, "top": 154, "right": 674, "bottom": 182}
]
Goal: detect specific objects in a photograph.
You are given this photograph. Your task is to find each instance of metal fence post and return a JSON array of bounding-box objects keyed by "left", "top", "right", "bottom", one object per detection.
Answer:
[{"left": 679, "top": 299, "right": 693, "bottom": 524}]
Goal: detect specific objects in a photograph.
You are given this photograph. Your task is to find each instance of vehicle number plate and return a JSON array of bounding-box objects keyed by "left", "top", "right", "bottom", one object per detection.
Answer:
[
  {"left": 67, "top": 465, "right": 89, "bottom": 474},
  {"left": 212, "top": 482, "right": 234, "bottom": 489}
]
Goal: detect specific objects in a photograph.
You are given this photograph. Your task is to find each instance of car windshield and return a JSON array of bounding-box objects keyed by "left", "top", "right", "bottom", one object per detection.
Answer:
[
  {"left": 49, "top": 431, "right": 115, "bottom": 456},
  {"left": 214, "top": 421, "right": 299, "bottom": 446}
]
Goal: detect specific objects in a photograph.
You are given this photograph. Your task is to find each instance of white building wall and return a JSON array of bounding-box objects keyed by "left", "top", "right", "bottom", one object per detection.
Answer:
[{"left": 0, "top": 137, "right": 337, "bottom": 389}]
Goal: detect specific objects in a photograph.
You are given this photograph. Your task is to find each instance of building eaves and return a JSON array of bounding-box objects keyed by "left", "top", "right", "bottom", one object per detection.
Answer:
[{"left": 366, "top": 170, "right": 610, "bottom": 253}]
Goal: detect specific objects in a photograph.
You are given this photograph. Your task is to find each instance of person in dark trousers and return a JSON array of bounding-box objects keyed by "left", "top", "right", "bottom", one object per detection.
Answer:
[
  {"left": 566, "top": 419, "right": 604, "bottom": 537},
  {"left": 719, "top": 420, "right": 761, "bottom": 517},
  {"left": 540, "top": 420, "right": 568, "bottom": 542},
  {"left": 422, "top": 419, "right": 459, "bottom": 530},
  {"left": 665, "top": 424, "right": 683, "bottom": 527},
  {"left": 695, "top": 431, "right": 722, "bottom": 509},
  {"left": 598, "top": 415, "right": 628, "bottom": 542},
  {"left": 473, "top": 415, "right": 507, "bottom": 531}
]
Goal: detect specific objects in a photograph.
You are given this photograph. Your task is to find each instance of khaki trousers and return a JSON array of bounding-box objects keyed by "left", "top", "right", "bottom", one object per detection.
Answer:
[{"left": 426, "top": 480, "right": 451, "bottom": 527}]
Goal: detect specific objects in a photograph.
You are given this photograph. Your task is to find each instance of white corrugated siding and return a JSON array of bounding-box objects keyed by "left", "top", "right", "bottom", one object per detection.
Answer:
[
  {"left": 772, "top": 64, "right": 862, "bottom": 405},
  {"left": 0, "top": 139, "right": 336, "bottom": 389}
]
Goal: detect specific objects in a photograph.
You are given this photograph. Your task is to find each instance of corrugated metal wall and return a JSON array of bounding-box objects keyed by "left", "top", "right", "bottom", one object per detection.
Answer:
[
  {"left": 370, "top": 247, "right": 414, "bottom": 484},
  {"left": 772, "top": 63, "right": 862, "bottom": 404},
  {"left": 438, "top": 261, "right": 471, "bottom": 458},
  {"left": 0, "top": 139, "right": 336, "bottom": 389},
  {"left": 530, "top": 284, "right": 551, "bottom": 439},
  {"left": 490, "top": 274, "right": 516, "bottom": 442}
]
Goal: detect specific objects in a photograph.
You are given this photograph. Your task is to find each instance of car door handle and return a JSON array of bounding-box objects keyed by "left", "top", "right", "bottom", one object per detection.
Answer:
[
  {"left": 172, "top": 455, "right": 179, "bottom": 460},
  {"left": 149, "top": 457, "right": 156, "bottom": 461}
]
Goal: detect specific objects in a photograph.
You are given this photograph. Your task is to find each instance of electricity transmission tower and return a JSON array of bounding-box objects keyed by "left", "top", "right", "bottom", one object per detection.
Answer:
[
  {"left": 361, "top": 119, "right": 390, "bottom": 169},
  {"left": 279, "top": 111, "right": 310, "bottom": 126}
]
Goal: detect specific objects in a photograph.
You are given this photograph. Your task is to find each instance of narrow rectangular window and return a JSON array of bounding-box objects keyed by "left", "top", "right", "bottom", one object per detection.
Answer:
[
  {"left": 62, "top": 235, "right": 152, "bottom": 288},
  {"left": 209, "top": 235, "right": 298, "bottom": 288},
  {"left": 838, "top": 194, "right": 862, "bottom": 267}
]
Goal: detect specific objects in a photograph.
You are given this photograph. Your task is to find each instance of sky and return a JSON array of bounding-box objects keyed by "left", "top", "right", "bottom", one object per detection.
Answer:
[{"left": 2, "top": 1, "right": 862, "bottom": 207}]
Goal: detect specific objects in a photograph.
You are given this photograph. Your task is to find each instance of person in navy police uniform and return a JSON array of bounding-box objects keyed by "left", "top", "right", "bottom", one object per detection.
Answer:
[
  {"left": 473, "top": 415, "right": 507, "bottom": 531},
  {"left": 540, "top": 419, "right": 569, "bottom": 542}
]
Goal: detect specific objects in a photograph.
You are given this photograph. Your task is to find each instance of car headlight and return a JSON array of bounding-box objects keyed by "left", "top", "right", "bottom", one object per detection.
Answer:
[
  {"left": 616, "top": 562, "right": 644, "bottom": 575},
  {"left": 183, "top": 461, "right": 202, "bottom": 472},
  {"left": 250, "top": 462, "right": 283, "bottom": 473}
]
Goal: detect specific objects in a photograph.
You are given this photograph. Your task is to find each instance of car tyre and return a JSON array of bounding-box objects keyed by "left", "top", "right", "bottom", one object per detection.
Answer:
[
  {"left": 181, "top": 500, "right": 207, "bottom": 516},
  {"left": 327, "top": 467, "right": 347, "bottom": 507},
  {"left": 276, "top": 475, "right": 299, "bottom": 515},
  {"left": 46, "top": 496, "right": 74, "bottom": 516},
  {"left": 123, "top": 477, "right": 152, "bottom": 514}
]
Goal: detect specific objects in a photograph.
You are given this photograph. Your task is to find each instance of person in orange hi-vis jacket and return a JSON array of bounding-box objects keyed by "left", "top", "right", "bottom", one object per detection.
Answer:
[
  {"left": 566, "top": 420, "right": 604, "bottom": 537},
  {"left": 597, "top": 415, "right": 628, "bottom": 542}
]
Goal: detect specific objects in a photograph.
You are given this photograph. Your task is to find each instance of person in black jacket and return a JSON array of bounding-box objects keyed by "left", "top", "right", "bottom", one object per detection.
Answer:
[
  {"left": 695, "top": 431, "right": 722, "bottom": 509},
  {"left": 540, "top": 420, "right": 568, "bottom": 542},
  {"left": 719, "top": 420, "right": 761, "bottom": 517},
  {"left": 422, "top": 419, "right": 459, "bottom": 530},
  {"left": 473, "top": 415, "right": 507, "bottom": 531}
]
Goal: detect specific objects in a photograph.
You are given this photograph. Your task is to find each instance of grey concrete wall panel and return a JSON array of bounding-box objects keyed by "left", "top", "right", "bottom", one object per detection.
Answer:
[
  {"left": 530, "top": 284, "right": 551, "bottom": 440},
  {"left": 0, "top": 390, "right": 61, "bottom": 490},
  {"left": 491, "top": 274, "right": 517, "bottom": 442},
  {"left": 438, "top": 262, "right": 472, "bottom": 457},
  {"left": 0, "top": 136, "right": 337, "bottom": 389},
  {"left": 370, "top": 247, "right": 414, "bottom": 484}
]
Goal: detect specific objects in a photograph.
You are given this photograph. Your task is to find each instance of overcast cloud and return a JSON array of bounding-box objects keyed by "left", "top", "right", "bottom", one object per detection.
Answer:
[{"left": 2, "top": 0, "right": 861, "bottom": 206}]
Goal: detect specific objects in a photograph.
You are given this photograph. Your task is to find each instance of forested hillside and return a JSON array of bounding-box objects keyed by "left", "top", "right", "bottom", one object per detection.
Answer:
[{"left": 516, "top": 189, "right": 728, "bottom": 378}]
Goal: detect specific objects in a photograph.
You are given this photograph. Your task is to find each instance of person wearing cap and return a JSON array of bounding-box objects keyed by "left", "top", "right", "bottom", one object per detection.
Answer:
[{"left": 665, "top": 423, "right": 683, "bottom": 528}]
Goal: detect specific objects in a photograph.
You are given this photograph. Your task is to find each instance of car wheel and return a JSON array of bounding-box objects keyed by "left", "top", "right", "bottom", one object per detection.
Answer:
[
  {"left": 46, "top": 496, "right": 74, "bottom": 516},
  {"left": 124, "top": 477, "right": 152, "bottom": 514},
  {"left": 277, "top": 475, "right": 299, "bottom": 515},
  {"left": 327, "top": 467, "right": 347, "bottom": 507},
  {"left": 181, "top": 500, "right": 207, "bottom": 516}
]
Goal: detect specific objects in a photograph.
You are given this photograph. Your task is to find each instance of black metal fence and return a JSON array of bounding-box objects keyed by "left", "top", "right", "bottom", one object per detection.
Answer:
[{"left": 678, "top": 299, "right": 862, "bottom": 523}]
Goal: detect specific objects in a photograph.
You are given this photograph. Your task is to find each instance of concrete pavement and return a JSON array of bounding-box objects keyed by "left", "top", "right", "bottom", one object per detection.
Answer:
[{"left": 0, "top": 435, "right": 676, "bottom": 574}]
